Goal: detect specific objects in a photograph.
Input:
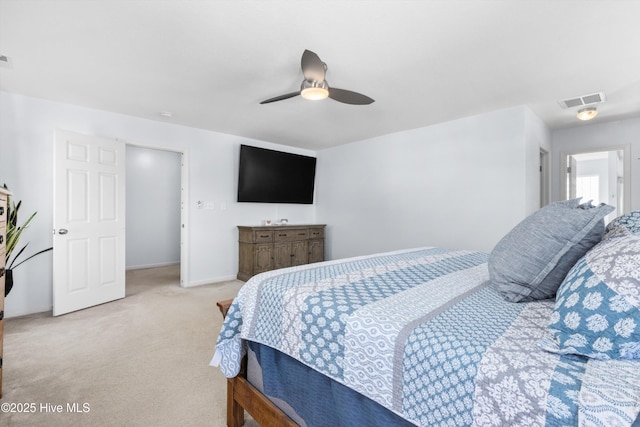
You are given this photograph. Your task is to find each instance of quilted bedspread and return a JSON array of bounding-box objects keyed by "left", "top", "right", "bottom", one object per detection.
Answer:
[{"left": 212, "top": 247, "right": 640, "bottom": 426}]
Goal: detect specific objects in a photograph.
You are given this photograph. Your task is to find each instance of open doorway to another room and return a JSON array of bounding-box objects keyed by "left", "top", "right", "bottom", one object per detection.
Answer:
[
  {"left": 125, "top": 145, "right": 183, "bottom": 287},
  {"left": 561, "top": 146, "right": 630, "bottom": 224}
]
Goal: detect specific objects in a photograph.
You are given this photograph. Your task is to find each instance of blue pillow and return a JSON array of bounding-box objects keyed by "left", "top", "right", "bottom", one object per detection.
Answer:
[
  {"left": 539, "top": 227, "right": 640, "bottom": 360},
  {"left": 605, "top": 210, "right": 640, "bottom": 236},
  {"left": 489, "top": 199, "right": 614, "bottom": 302}
]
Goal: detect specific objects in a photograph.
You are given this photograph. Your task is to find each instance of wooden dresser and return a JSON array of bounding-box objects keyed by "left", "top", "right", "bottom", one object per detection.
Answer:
[
  {"left": 237, "top": 224, "right": 326, "bottom": 281},
  {"left": 0, "top": 188, "right": 9, "bottom": 398}
]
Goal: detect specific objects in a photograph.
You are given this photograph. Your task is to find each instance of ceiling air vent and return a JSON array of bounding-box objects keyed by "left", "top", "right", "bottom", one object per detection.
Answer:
[{"left": 558, "top": 91, "right": 606, "bottom": 109}]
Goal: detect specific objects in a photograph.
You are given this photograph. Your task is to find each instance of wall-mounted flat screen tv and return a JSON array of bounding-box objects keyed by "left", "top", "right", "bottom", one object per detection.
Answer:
[{"left": 237, "top": 144, "right": 317, "bottom": 204}]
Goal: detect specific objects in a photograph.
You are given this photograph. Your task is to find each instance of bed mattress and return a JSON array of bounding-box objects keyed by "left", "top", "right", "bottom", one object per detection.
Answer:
[{"left": 213, "top": 247, "right": 640, "bottom": 426}]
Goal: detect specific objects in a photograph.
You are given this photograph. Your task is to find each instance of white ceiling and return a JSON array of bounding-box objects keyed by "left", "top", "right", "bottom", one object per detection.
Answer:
[{"left": 1, "top": 1, "right": 639, "bottom": 151}]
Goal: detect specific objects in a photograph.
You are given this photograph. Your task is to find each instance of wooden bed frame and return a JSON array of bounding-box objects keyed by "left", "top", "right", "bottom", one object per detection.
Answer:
[{"left": 217, "top": 299, "right": 298, "bottom": 427}]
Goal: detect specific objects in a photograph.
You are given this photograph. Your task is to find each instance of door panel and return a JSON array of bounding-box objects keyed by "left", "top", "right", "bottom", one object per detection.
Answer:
[
  {"left": 308, "top": 240, "right": 324, "bottom": 264},
  {"left": 274, "top": 242, "right": 291, "bottom": 269},
  {"left": 53, "top": 129, "right": 125, "bottom": 316},
  {"left": 99, "top": 236, "right": 117, "bottom": 286},
  {"left": 291, "top": 241, "right": 308, "bottom": 266},
  {"left": 68, "top": 169, "right": 89, "bottom": 221},
  {"left": 254, "top": 244, "right": 273, "bottom": 274},
  {"left": 99, "top": 173, "right": 118, "bottom": 221},
  {"left": 67, "top": 238, "right": 89, "bottom": 293}
]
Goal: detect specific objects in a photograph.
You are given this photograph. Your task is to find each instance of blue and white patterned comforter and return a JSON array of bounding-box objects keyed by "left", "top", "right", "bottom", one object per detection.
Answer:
[{"left": 212, "top": 247, "right": 640, "bottom": 426}]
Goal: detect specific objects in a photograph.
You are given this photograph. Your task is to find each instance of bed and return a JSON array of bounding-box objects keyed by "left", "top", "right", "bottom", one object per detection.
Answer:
[{"left": 212, "top": 203, "right": 640, "bottom": 427}]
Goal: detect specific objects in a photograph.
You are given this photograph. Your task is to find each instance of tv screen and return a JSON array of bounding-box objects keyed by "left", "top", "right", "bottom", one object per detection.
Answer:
[{"left": 237, "top": 145, "right": 317, "bottom": 204}]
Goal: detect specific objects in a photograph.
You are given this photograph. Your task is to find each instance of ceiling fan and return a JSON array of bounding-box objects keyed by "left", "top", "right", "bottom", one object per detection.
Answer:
[{"left": 260, "top": 49, "right": 375, "bottom": 105}]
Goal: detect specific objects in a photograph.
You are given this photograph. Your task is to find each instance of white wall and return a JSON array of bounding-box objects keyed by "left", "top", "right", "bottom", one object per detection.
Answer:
[
  {"left": 0, "top": 91, "right": 316, "bottom": 317},
  {"left": 126, "top": 145, "right": 181, "bottom": 270},
  {"left": 525, "top": 108, "right": 553, "bottom": 212},
  {"left": 315, "top": 106, "right": 548, "bottom": 260},
  {"left": 8, "top": 90, "right": 613, "bottom": 318},
  {"left": 575, "top": 157, "right": 609, "bottom": 205},
  {"left": 551, "top": 117, "right": 640, "bottom": 211}
]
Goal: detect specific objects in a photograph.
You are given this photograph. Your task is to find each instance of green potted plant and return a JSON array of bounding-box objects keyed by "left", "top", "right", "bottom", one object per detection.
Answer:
[{"left": 3, "top": 184, "right": 52, "bottom": 297}]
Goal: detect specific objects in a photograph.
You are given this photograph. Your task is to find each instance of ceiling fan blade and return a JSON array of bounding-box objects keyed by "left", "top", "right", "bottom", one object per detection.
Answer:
[
  {"left": 260, "top": 91, "right": 300, "bottom": 104},
  {"left": 328, "top": 88, "right": 375, "bottom": 105},
  {"left": 301, "top": 49, "right": 326, "bottom": 82}
]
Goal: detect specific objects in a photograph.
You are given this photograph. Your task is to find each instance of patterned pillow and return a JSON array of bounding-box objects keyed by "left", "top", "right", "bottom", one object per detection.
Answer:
[
  {"left": 489, "top": 199, "right": 614, "bottom": 302},
  {"left": 605, "top": 210, "right": 640, "bottom": 236},
  {"left": 539, "top": 227, "right": 640, "bottom": 360}
]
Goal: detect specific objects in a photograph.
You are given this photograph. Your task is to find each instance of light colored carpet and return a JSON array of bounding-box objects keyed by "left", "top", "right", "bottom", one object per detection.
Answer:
[{"left": 2, "top": 265, "right": 259, "bottom": 427}]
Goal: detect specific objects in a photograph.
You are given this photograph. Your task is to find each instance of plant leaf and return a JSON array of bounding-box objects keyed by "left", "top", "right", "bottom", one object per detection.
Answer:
[
  {"left": 7, "top": 243, "right": 29, "bottom": 269},
  {"left": 3, "top": 187, "right": 50, "bottom": 271},
  {"left": 6, "top": 211, "right": 37, "bottom": 255},
  {"left": 11, "top": 247, "right": 53, "bottom": 269}
]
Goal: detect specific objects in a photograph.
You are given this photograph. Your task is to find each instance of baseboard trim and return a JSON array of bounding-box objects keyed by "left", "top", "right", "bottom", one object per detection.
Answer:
[
  {"left": 126, "top": 261, "right": 180, "bottom": 271},
  {"left": 5, "top": 304, "right": 53, "bottom": 319},
  {"left": 186, "top": 275, "right": 238, "bottom": 288}
]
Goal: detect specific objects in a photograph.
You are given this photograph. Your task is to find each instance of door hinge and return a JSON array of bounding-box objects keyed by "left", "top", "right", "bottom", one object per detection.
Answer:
[{"left": 567, "top": 166, "right": 572, "bottom": 173}]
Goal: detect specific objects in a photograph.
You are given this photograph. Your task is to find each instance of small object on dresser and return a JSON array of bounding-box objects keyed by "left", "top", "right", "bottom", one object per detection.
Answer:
[
  {"left": 280, "top": 218, "right": 288, "bottom": 225},
  {"left": 264, "top": 219, "right": 272, "bottom": 226}
]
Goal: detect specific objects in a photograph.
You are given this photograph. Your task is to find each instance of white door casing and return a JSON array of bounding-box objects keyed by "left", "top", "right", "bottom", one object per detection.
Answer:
[
  {"left": 560, "top": 146, "right": 631, "bottom": 217},
  {"left": 53, "top": 129, "right": 125, "bottom": 316},
  {"left": 539, "top": 148, "right": 549, "bottom": 208},
  {"left": 568, "top": 155, "right": 577, "bottom": 199}
]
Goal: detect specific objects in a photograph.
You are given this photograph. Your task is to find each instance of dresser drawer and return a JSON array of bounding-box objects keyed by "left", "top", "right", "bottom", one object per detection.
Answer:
[
  {"left": 239, "top": 227, "right": 273, "bottom": 243},
  {"left": 274, "top": 229, "right": 309, "bottom": 242},
  {"left": 309, "top": 228, "right": 324, "bottom": 239},
  {"left": 253, "top": 230, "right": 273, "bottom": 242}
]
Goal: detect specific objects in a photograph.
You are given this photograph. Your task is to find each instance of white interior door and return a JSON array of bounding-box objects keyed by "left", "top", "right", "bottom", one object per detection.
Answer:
[{"left": 53, "top": 129, "right": 125, "bottom": 316}]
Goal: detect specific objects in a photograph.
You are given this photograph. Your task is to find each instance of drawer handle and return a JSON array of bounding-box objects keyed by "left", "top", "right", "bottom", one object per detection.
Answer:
[
  {"left": 0, "top": 235, "right": 3, "bottom": 244},
  {"left": 278, "top": 234, "right": 287, "bottom": 237},
  {"left": 259, "top": 234, "right": 270, "bottom": 238},
  {"left": 0, "top": 206, "right": 4, "bottom": 215},
  {"left": 298, "top": 232, "right": 306, "bottom": 236}
]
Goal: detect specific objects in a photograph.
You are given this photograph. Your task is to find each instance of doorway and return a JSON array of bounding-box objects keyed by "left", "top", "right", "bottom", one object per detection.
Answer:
[
  {"left": 53, "top": 130, "right": 190, "bottom": 316},
  {"left": 540, "top": 148, "right": 550, "bottom": 208},
  {"left": 53, "top": 130, "right": 126, "bottom": 315},
  {"left": 125, "top": 145, "right": 188, "bottom": 287},
  {"left": 560, "top": 146, "right": 630, "bottom": 223}
]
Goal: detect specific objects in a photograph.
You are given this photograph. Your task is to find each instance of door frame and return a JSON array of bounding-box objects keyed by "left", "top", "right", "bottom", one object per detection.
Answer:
[
  {"left": 124, "top": 140, "right": 189, "bottom": 287},
  {"left": 539, "top": 148, "right": 550, "bottom": 208},
  {"left": 559, "top": 144, "right": 630, "bottom": 214}
]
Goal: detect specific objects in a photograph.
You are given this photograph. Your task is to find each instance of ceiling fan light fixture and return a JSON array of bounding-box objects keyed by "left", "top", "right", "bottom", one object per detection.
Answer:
[
  {"left": 577, "top": 107, "right": 598, "bottom": 121},
  {"left": 260, "top": 50, "right": 373, "bottom": 105},
  {"left": 300, "top": 80, "right": 329, "bottom": 101}
]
